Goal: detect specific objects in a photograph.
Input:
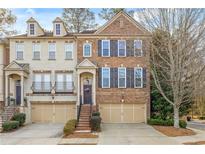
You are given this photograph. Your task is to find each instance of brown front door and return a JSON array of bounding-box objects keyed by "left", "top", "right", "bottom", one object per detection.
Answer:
[{"left": 83, "top": 85, "right": 92, "bottom": 104}]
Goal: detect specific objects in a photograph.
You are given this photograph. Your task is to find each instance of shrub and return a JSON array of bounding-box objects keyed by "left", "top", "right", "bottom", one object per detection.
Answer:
[
  {"left": 90, "top": 116, "right": 101, "bottom": 131},
  {"left": 199, "top": 116, "right": 205, "bottom": 120},
  {"left": 11, "top": 113, "right": 26, "bottom": 126},
  {"left": 147, "top": 118, "right": 187, "bottom": 128},
  {"left": 63, "top": 119, "right": 77, "bottom": 135},
  {"left": 92, "top": 111, "right": 100, "bottom": 117},
  {"left": 179, "top": 120, "right": 187, "bottom": 128},
  {"left": 3, "top": 121, "right": 19, "bottom": 131}
]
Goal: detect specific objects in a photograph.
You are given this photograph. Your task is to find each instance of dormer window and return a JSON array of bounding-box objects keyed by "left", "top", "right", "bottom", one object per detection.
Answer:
[
  {"left": 29, "top": 24, "right": 35, "bottom": 35},
  {"left": 55, "top": 24, "right": 61, "bottom": 35}
]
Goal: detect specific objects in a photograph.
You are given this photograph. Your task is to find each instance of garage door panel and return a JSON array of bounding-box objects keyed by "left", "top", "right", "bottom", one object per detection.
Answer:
[
  {"left": 31, "top": 103, "right": 76, "bottom": 123},
  {"left": 123, "top": 104, "right": 134, "bottom": 123},
  {"left": 100, "top": 103, "right": 145, "bottom": 123},
  {"left": 99, "top": 104, "right": 111, "bottom": 123}
]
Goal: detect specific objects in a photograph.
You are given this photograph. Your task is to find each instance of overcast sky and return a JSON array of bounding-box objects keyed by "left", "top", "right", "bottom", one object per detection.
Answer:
[{"left": 11, "top": 8, "right": 140, "bottom": 34}]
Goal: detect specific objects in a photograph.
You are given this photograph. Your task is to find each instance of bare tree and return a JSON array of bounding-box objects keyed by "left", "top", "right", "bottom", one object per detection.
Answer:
[
  {"left": 62, "top": 8, "right": 97, "bottom": 33},
  {"left": 138, "top": 9, "right": 205, "bottom": 128},
  {"left": 0, "top": 8, "right": 16, "bottom": 37}
]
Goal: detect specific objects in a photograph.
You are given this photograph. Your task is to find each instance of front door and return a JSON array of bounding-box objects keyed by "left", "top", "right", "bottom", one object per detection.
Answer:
[
  {"left": 16, "top": 80, "right": 21, "bottom": 106},
  {"left": 83, "top": 85, "right": 92, "bottom": 104}
]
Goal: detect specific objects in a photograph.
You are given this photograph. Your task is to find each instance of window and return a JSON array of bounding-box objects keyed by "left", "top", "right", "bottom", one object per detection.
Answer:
[
  {"left": 55, "top": 24, "right": 61, "bottom": 35},
  {"left": 29, "top": 24, "right": 35, "bottom": 35},
  {"left": 65, "top": 43, "right": 73, "bottom": 59},
  {"left": 118, "top": 67, "right": 126, "bottom": 88},
  {"left": 102, "top": 40, "right": 110, "bottom": 57},
  {"left": 56, "top": 73, "right": 73, "bottom": 92},
  {"left": 33, "top": 73, "right": 51, "bottom": 92},
  {"left": 102, "top": 67, "right": 110, "bottom": 88},
  {"left": 48, "top": 43, "right": 56, "bottom": 60},
  {"left": 83, "top": 43, "right": 92, "bottom": 57},
  {"left": 33, "top": 43, "right": 40, "bottom": 60},
  {"left": 134, "top": 40, "right": 143, "bottom": 56},
  {"left": 118, "top": 40, "right": 126, "bottom": 57},
  {"left": 16, "top": 43, "right": 24, "bottom": 60},
  {"left": 134, "top": 67, "right": 143, "bottom": 88}
]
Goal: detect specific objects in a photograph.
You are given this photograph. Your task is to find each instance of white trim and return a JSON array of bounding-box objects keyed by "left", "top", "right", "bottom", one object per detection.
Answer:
[
  {"left": 118, "top": 67, "right": 126, "bottom": 88},
  {"left": 134, "top": 40, "right": 143, "bottom": 57},
  {"left": 83, "top": 43, "right": 92, "bottom": 57},
  {"left": 118, "top": 40, "right": 126, "bottom": 57},
  {"left": 101, "top": 40, "right": 110, "bottom": 57},
  {"left": 134, "top": 67, "right": 143, "bottom": 88},
  {"left": 32, "top": 43, "right": 41, "bottom": 60},
  {"left": 29, "top": 23, "right": 35, "bottom": 36},
  {"left": 64, "top": 43, "right": 73, "bottom": 59},
  {"left": 55, "top": 23, "right": 61, "bottom": 36},
  {"left": 102, "top": 67, "right": 110, "bottom": 88},
  {"left": 15, "top": 43, "right": 24, "bottom": 60}
]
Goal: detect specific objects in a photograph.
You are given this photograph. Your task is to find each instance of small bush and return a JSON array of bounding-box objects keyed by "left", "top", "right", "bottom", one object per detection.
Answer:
[
  {"left": 90, "top": 116, "right": 101, "bottom": 131},
  {"left": 92, "top": 111, "right": 100, "bottom": 117},
  {"left": 147, "top": 118, "right": 187, "bottom": 128},
  {"left": 3, "top": 121, "right": 19, "bottom": 131},
  {"left": 63, "top": 119, "right": 77, "bottom": 135},
  {"left": 199, "top": 116, "right": 205, "bottom": 120},
  {"left": 11, "top": 113, "right": 26, "bottom": 126},
  {"left": 179, "top": 120, "right": 187, "bottom": 128}
]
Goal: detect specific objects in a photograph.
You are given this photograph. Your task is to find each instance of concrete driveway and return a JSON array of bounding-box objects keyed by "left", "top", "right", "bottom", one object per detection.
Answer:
[
  {"left": 98, "top": 123, "right": 178, "bottom": 145},
  {"left": 0, "top": 123, "right": 64, "bottom": 145}
]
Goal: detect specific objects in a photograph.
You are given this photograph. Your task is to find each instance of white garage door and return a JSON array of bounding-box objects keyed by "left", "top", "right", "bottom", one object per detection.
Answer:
[
  {"left": 99, "top": 104, "right": 146, "bottom": 123},
  {"left": 31, "top": 103, "right": 76, "bottom": 123}
]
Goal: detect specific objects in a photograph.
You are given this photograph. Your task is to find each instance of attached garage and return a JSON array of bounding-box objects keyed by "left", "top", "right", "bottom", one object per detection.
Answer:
[
  {"left": 99, "top": 104, "right": 146, "bottom": 123},
  {"left": 31, "top": 103, "right": 76, "bottom": 123}
]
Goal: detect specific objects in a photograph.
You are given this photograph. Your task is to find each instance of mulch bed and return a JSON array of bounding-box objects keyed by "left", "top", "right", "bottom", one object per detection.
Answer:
[
  {"left": 64, "top": 133, "right": 98, "bottom": 138},
  {"left": 153, "top": 126, "right": 196, "bottom": 137},
  {"left": 183, "top": 141, "right": 205, "bottom": 145}
]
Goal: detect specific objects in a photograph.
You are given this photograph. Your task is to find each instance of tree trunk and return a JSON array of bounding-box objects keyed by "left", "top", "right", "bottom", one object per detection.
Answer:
[{"left": 174, "top": 105, "right": 180, "bottom": 128}]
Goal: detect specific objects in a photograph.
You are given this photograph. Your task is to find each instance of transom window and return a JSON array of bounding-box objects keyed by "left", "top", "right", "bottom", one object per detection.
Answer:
[
  {"left": 56, "top": 73, "right": 73, "bottom": 92},
  {"left": 16, "top": 43, "right": 24, "bottom": 60},
  {"left": 33, "top": 73, "right": 51, "bottom": 93},
  {"left": 32, "top": 43, "right": 40, "bottom": 60},
  {"left": 118, "top": 40, "right": 126, "bottom": 57},
  {"left": 102, "top": 67, "right": 110, "bottom": 88},
  {"left": 134, "top": 67, "right": 143, "bottom": 88},
  {"left": 65, "top": 43, "right": 73, "bottom": 59},
  {"left": 83, "top": 43, "right": 92, "bottom": 57},
  {"left": 134, "top": 40, "right": 143, "bottom": 57},
  {"left": 118, "top": 67, "right": 126, "bottom": 88},
  {"left": 55, "top": 24, "right": 61, "bottom": 35},
  {"left": 102, "top": 40, "right": 110, "bottom": 57},
  {"left": 29, "top": 24, "right": 35, "bottom": 35},
  {"left": 48, "top": 43, "right": 56, "bottom": 60}
]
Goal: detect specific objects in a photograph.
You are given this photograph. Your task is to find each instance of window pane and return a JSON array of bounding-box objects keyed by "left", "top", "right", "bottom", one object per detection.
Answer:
[
  {"left": 102, "top": 40, "right": 110, "bottom": 56},
  {"left": 119, "top": 40, "right": 126, "bottom": 56},
  {"left": 135, "top": 68, "right": 142, "bottom": 88},
  {"left": 102, "top": 68, "right": 110, "bottom": 88},
  {"left": 30, "top": 24, "right": 34, "bottom": 35},
  {"left": 56, "top": 24, "right": 60, "bottom": 35},
  {"left": 118, "top": 68, "right": 126, "bottom": 88},
  {"left": 44, "top": 74, "right": 51, "bottom": 91},
  {"left": 17, "top": 51, "right": 23, "bottom": 60},
  {"left": 33, "top": 51, "right": 40, "bottom": 59},
  {"left": 65, "top": 51, "right": 72, "bottom": 59},
  {"left": 135, "top": 40, "right": 142, "bottom": 49},
  {"left": 34, "top": 74, "right": 41, "bottom": 90},
  {"left": 49, "top": 43, "right": 56, "bottom": 51},
  {"left": 119, "top": 78, "right": 125, "bottom": 87},
  {"left": 84, "top": 44, "right": 91, "bottom": 56},
  {"left": 49, "top": 51, "right": 55, "bottom": 59}
]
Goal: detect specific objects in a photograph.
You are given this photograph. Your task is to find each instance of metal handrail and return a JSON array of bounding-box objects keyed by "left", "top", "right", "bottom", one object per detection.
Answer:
[
  {"left": 54, "top": 81, "right": 74, "bottom": 93},
  {"left": 77, "top": 95, "right": 82, "bottom": 122},
  {"left": 32, "top": 82, "right": 52, "bottom": 93}
]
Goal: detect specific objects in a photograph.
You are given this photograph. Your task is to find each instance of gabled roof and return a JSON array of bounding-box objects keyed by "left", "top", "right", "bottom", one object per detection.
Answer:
[
  {"left": 77, "top": 59, "right": 97, "bottom": 69},
  {"left": 4, "top": 61, "right": 29, "bottom": 73},
  {"left": 94, "top": 11, "right": 150, "bottom": 35},
  {"left": 26, "top": 17, "right": 45, "bottom": 34},
  {"left": 53, "top": 17, "right": 64, "bottom": 23}
]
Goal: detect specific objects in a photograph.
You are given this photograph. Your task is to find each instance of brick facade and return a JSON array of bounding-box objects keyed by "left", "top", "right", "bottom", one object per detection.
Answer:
[{"left": 76, "top": 13, "right": 151, "bottom": 118}]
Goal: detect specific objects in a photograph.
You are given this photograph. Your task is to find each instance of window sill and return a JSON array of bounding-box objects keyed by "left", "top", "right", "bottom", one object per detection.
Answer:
[
  {"left": 16, "top": 59, "right": 24, "bottom": 60},
  {"left": 32, "top": 59, "right": 40, "bottom": 60},
  {"left": 65, "top": 58, "right": 73, "bottom": 60},
  {"left": 48, "top": 59, "right": 56, "bottom": 61}
]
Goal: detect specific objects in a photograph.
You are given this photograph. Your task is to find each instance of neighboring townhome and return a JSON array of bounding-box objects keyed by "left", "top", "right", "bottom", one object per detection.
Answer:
[
  {"left": 0, "top": 39, "right": 9, "bottom": 110},
  {"left": 76, "top": 11, "right": 151, "bottom": 124},
  {"left": 5, "top": 17, "right": 77, "bottom": 123}
]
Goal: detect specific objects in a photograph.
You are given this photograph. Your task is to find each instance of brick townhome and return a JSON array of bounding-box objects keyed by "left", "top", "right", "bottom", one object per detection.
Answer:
[{"left": 0, "top": 11, "right": 151, "bottom": 130}]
